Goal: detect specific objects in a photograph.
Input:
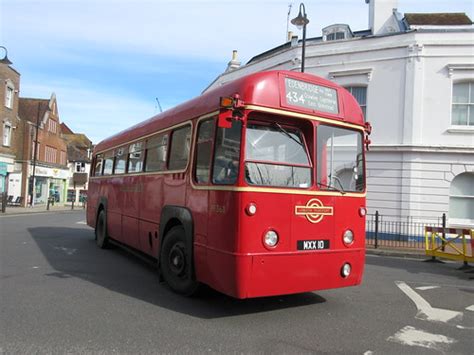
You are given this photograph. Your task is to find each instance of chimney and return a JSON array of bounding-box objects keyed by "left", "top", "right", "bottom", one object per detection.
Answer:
[
  {"left": 290, "top": 35, "right": 299, "bottom": 47},
  {"left": 225, "top": 50, "right": 241, "bottom": 72},
  {"left": 287, "top": 31, "right": 294, "bottom": 42},
  {"left": 367, "top": 0, "right": 399, "bottom": 35}
]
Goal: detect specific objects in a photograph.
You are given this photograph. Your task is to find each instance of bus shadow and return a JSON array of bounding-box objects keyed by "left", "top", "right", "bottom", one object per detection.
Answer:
[{"left": 28, "top": 227, "right": 326, "bottom": 319}]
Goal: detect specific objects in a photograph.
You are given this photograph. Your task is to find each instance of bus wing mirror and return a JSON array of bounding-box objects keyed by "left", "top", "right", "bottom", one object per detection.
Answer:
[{"left": 218, "top": 109, "right": 233, "bottom": 129}]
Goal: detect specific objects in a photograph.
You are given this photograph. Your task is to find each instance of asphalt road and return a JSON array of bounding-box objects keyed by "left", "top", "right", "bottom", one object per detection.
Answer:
[{"left": 1, "top": 211, "right": 473, "bottom": 354}]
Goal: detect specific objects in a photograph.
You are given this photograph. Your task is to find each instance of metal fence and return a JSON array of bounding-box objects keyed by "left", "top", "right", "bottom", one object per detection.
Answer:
[{"left": 366, "top": 211, "right": 445, "bottom": 249}]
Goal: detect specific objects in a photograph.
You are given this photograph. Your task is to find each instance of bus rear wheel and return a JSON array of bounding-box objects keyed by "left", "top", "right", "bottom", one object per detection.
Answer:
[
  {"left": 95, "top": 209, "right": 109, "bottom": 249},
  {"left": 160, "top": 226, "right": 199, "bottom": 296}
]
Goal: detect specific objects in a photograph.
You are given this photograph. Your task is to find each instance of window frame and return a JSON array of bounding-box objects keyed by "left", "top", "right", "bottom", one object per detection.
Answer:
[
  {"left": 193, "top": 117, "right": 217, "bottom": 185},
  {"left": 168, "top": 124, "right": 192, "bottom": 172},
  {"left": 3, "top": 122, "right": 12, "bottom": 146},
  {"left": 344, "top": 85, "right": 367, "bottom": 120},
  {"left": 451, "top": 81, "right": 474, "bottom": 127},
  {"left": 4, "top": 81, "right": 14, "bottom": 109}
]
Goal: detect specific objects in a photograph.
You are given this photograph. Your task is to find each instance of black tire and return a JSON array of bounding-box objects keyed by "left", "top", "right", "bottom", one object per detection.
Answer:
[
  {"left": 95, "top": 209, "right": 109, "bottom": 249},
  {"left": 160, "top": 226, "right": 199, "bottom": 296}
]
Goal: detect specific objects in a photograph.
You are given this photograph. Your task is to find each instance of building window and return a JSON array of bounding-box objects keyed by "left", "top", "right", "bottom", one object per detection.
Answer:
[
  {"left": 48, "top": 119, "right": 58, "bottom": 134},
  {"left": 322, "top": 24, "right": 352, "bottom": 42},
  {"left": 45, "top": 146, "right": 58, "bottom": 164},
  {"left": 452, "top": 82, "right": 474, "bottom": 126},
  {"left": 3, "top": 122, "right": 12, "bottom": 146},
  {"left": 449, "top": 172, "right": 474, "bottom": 226},
  {"left": 60, "top": 151, "right": 67, "bottom": 165},
  {"left": 345, "top": 86, "right": 367, "bottom": 119},
  {"left": 75, "top": 162, "right": 86, "bottom": 172},
  {"left": 5, "top": 82, "right": 14, "bottom": 109}
]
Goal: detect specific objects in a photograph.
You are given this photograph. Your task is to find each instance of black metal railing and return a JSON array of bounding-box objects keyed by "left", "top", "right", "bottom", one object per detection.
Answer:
[{"left": 366, "top": 211, "right": 446, "bottom": 249}]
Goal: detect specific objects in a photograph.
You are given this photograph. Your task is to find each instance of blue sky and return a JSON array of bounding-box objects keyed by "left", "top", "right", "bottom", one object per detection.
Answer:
[{"left": 1, "top": 0, "right": 473, "bottom": 143}]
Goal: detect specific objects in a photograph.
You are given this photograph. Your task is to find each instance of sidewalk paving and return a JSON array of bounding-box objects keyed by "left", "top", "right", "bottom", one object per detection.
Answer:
[{"left": 0, "top": 204, "right": 85, "bottom": 215}]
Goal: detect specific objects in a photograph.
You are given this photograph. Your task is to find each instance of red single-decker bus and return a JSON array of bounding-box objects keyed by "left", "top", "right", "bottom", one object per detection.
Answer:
[{"left": 87, "top": 70, "right": 371, "bottom": 299}]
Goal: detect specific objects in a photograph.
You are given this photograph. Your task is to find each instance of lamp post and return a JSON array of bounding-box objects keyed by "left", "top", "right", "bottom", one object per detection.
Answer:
[
  {"left": 0, "top": 46, "right": 13, "bottom": 65},
  {"left": 291, "top": 3, "right": 309, "bottom": 72}
]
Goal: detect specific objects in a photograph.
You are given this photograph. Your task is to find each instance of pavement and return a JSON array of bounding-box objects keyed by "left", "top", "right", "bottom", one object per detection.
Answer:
[{"left": 0, "top": 203, "right": 85, "bottom": 216}]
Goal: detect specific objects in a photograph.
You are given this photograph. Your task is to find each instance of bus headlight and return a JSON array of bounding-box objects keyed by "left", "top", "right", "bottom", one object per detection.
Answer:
[
  {"left": 341, "top": 263, "right": 351, "bottom": 278},
  {"left": 343, "top": 229, "right": 354, "bottom": 245},
  {"left": 263, "top": 230, "right": 279, "bottom": 248}
]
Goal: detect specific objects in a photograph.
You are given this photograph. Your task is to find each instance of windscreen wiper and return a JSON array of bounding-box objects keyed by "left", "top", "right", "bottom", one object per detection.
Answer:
[
  {"left": 273, "top": 122, "right": 302, "bottom": 146},
  {"left": 317, "top": 180, "right": 346, "bottom": 195}
]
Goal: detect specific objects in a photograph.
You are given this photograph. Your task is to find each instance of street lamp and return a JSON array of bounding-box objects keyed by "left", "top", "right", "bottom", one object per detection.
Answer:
[
  {"left": 291, "top": 3, "right": 309, "bottom": 72},
  {"left": 0, "top": 46, "right": 13, "bottom": 65}
]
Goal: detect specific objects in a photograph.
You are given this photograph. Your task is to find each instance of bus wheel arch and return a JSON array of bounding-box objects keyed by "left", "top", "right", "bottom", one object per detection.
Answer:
[{"left": 159, "top": 206, "right": 198, "bottom": 295}]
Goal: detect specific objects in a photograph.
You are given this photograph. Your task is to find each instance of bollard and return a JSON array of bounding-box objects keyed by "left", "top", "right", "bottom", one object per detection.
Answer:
[
  {"left": 47, "top": 197, "right": 51, "bottom": 211},
  {"left": 71, "top": 198, "right": 75, "bottom": 210},
  {"left": 374, "top": 210, "right": 379, "bottom": 249},
  {"left": 441, "top": 213, "right": 446, "bottom": 252},
  {"left": 1, "top": 192, "right": 6, "bottom": 213}
]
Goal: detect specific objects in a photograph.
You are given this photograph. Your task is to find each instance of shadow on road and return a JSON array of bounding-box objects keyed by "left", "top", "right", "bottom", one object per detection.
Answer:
[
  {"left": 28, "top": 226, "right": 326, "bottom": 319},
  {"left": 365, "top": 254, "right": 474, "bottom": 282}
]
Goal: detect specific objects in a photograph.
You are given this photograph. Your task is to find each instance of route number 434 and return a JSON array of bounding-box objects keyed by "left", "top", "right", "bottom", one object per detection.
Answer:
[{"left": 286, "top": 91, "right": 306, "bottom": 104}]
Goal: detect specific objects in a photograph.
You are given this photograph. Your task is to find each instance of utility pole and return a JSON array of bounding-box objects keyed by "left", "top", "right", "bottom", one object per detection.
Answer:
[
  {"left": 155, "top": 97, "right": 163, "bottom": 113},
  {"left": 286, "top": 3, "right": 293, "bottom": 41},
  {"left": 30, "top": 102, "right": 40, "bottom": 207}
]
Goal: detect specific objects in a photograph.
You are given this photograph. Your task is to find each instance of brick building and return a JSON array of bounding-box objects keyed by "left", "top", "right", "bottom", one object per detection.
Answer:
[
  {"left": 11, "top": 94, "right": 70, "bottom": 206},
  {"left": 61, "top": 122, "right": 93, "bottom": 205},
  {"left": 0, "top": 60, "right": 22, "bottom": 197}
]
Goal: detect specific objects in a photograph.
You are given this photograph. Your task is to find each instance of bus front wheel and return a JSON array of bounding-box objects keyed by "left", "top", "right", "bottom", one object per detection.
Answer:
[
  {"left": 95, "top": 209, "right": 109, "bottom": 249},
  {"left": 160, "top": 226, "right": 199, "bottom": 296}
]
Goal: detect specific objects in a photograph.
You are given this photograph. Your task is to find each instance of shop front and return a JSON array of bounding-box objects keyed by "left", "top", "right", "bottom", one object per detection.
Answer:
[{"left": 29, "top": 165, "right": 69, "bottom": 205}]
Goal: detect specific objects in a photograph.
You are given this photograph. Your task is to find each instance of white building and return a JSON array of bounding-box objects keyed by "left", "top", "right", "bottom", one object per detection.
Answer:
[{"left": 205, "top": 0, "right": 474, "bottom": 227}]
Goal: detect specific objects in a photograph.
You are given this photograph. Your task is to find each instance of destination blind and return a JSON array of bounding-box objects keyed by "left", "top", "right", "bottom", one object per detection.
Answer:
[{"left": 284, "top": 77, "right": 339, "bottom": 114}]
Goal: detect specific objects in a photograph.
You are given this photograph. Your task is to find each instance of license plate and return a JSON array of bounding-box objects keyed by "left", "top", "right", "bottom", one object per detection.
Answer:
[{"left": 297, "top": 240, "right": 330, "bottom": 250}]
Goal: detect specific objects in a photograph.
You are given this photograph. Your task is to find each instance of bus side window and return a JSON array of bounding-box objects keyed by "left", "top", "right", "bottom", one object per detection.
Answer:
[
  {"left": 94, "top": 154, "right": 103, "bottom": 176},
  {"left": 145, "top": 133, "right": 168, "bottom": 172},
  {"left": 103, "top": 151, "right": 114, "bottom": 175},
  {"left": 169, "top": 125, "right": 191, "bottom": 171},
  {"left": 128, "top": 141, "right": 145, "bottom": 173},
  {"left": 114, "top": 146, "right": 128, "bottom": 174},
  {"left": 212, "top": 121, "right": 242, "bottom": 185},
  {"left": 194, "top": 119, "right": 215, "bottom": 183}
]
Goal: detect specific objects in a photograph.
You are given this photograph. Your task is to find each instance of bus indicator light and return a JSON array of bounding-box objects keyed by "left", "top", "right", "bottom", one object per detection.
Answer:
[
  {"left": 246, "top": 203, "right": 257, "bottom": 216},
  {"left": 341, "top": 263, "right": 351, "bottom": 278},
  {"left": 359, "top": 207, "right": 367, "bottom": 217},
  {"left": 220, "top": 96, "right": 234, "bottom": 108}
]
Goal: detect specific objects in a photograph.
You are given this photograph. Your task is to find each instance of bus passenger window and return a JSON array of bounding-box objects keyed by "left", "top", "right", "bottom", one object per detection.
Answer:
[
  {"left": 145, "top": 133, "right": 168, "bottom": 172},
  {"left": 128, "top": 141, "right": 144, "bottom": 173},
  {"left": 103, "top": 151, "right": 114, "bottom": 175},
  {"left": 94, "top": 155, "right": 103, "bottom": 176},
  {"left": 169, "top": 125, "right": 191, "bottom": 171},
  {"left": 114, "top": 146, "right": 127, "bottom": 174},
  {"left": 195, "top": 119, "right": 215, "bottom": 183},
  {"left": 212, "top": 121, "right": 242, "bottom": 185}
]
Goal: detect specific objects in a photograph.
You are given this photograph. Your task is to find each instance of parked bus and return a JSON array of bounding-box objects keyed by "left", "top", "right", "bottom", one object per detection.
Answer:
[{"left": 87, "top": 70, "right": 371, "bottom": 299}]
